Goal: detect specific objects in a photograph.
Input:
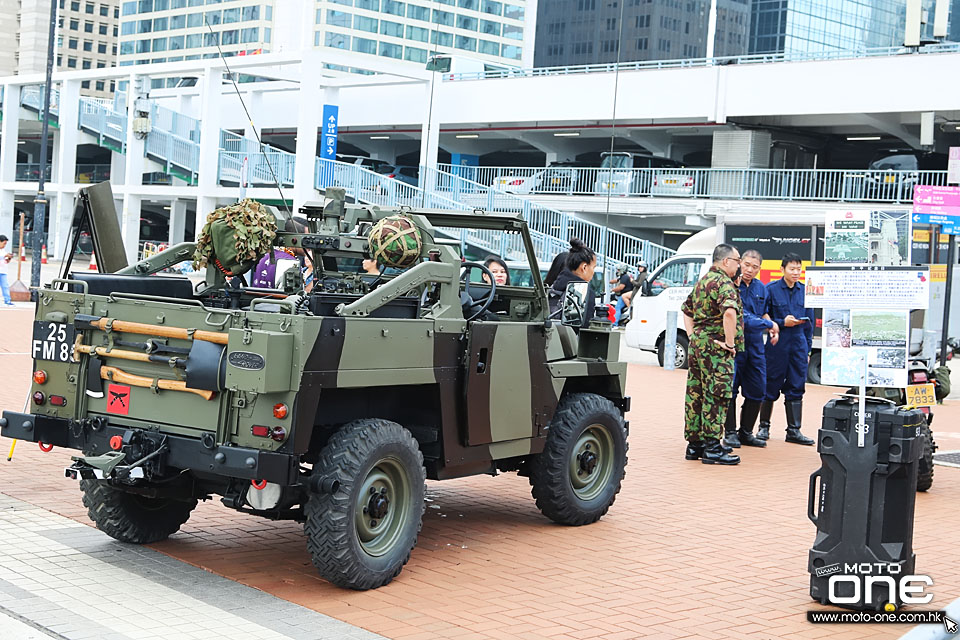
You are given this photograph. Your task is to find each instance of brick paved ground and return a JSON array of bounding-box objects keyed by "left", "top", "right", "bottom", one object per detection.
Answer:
[{"left": 2, "top": 304, "right": 959, "bottom": 639}]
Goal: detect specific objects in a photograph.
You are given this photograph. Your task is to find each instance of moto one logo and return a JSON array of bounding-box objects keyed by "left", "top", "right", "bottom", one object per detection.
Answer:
[{"left": 827, "top": 564, "right": 933, "bottom": 605}]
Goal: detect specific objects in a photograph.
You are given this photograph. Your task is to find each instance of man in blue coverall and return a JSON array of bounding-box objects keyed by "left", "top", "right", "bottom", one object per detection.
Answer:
[
  {"left": 723, "top": 249, "right": 779, "bottom": 449},
  {"left": 757, "top": 252, "right": 815, "bottom": 445}
]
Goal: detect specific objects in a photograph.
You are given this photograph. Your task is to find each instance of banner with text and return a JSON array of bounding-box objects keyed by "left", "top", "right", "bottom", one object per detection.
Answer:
[{"left": 805, "top": 266, "right": 930, "bottom": 310}]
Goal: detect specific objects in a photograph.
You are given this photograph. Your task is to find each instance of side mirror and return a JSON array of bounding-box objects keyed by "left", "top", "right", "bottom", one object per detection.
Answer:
[{"left": 561, "top": 281, "right": 589, "bottom": 327}]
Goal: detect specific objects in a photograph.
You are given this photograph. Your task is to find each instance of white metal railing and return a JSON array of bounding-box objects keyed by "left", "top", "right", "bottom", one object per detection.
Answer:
[
  {"left": 444, "top": 42, "right": 960, "bottom": 81},
  {"left": 420, "top": 166, "right": 675, "bottom": 268},
  {"left": 219, "top": 131, "right": 297, "bottom": 186},
  {"left": 438, "top": 163, "right": 951, "bottom": 203},
  {"left": 19, "top": 85, "right": 60, "bottom": 116}
]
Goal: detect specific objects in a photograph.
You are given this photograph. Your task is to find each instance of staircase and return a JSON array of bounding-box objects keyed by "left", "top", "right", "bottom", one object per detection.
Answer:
[{"left": 5, "top": 87, "right": 673, "bottom": 271}]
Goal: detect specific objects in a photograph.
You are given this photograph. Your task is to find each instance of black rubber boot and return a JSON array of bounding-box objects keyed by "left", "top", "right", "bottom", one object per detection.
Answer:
[
  {"left": 738, "top": 399, "right": 767, "bottom": 448},
  {"left": 784, "top": 399, "right": 815, "bottom": 446},
  {"left": 701, "top": 438, "right": 741, "bottom": 465},
  {"left": 757, "top": 400, "right": 774, "bottom": 441},
  {"left": 723, "top": 398, "right": 741, "bottom": 449},
  {"left": 685, "top": 440, "right": 704, "bottom": 461}
]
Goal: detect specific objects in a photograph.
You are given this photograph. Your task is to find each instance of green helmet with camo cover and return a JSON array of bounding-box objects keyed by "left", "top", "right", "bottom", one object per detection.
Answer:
[{"left": 368, "top": 214, "right": 423, "bottom": 269}]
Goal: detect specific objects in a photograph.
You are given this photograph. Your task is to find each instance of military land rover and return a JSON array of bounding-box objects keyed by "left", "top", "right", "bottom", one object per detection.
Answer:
[{"left": 1, "top": 184, "right": 629, "bottom": 589}]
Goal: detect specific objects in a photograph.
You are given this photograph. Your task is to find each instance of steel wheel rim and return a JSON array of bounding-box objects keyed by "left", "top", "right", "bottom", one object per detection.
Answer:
[
  {"left": 354, "top": 457, "right": 410, "bottom": 557},
  {"left": 675, "top": 344, "right": 686, "bottom": 367},
  {"left": 568, "top": 424, "right": 615, "bottom": 501}
]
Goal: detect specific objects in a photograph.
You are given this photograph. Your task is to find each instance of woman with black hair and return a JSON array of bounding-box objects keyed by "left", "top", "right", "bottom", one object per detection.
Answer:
[
  {"left": 482, "top": 255, "right": 510, "bottom": 286},
  {"left": 544, "top": 251, "right": 568, "bottom": 288},
  {"left": 549, "top": 238, "right": 597, "bottom": 327}
]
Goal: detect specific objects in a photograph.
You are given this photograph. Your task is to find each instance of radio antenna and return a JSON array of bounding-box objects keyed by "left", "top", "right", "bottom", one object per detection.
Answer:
[{"left": 204, "top": 18, "right": 291, "bottom": 215}]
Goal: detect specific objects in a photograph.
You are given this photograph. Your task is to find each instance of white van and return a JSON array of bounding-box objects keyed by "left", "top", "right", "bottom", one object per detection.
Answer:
[{"left": 623, "top": 228, "right": 715, "bottom": 368}]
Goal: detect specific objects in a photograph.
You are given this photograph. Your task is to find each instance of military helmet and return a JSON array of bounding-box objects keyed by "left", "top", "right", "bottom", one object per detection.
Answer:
[{"left": 368, "top": 214, "right": 423, "bottom": 269}]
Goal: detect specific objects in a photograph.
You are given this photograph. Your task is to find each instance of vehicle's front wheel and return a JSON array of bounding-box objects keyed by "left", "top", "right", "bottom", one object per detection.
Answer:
[
  {"left": 807, "top": 350, "right": 822, "bottom": 385},
  {"left": 80, "top": 480, "right": 197, "bottom": 544},
  {"left": 529, "top": 393, "right": 628, "bottom": 526},
  {"left": 304, "top": 419, "right": 425, "bottom": 590}
]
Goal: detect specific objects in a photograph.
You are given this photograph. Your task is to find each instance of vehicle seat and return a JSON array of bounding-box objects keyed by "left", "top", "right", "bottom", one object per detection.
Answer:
[{"left": 69, "top": 273, "right": 194, "bottom": 299}]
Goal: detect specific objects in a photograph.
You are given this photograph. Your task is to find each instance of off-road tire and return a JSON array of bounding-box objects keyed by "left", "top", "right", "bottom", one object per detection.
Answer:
[
  {"left": 658, "top": 334, "right": 689, "bottom": 370},
  {"left": 304, "top": 419, "right": 425, "bottom": 590},
  {"left": 529, "top": 393, "right": 628, "bottom": 525},
  {"left": 916, "top": 423, "right": 936, "bottom": 492},
  {"left": 79, "top": 479, "right": 197, "bottom": 544},
  {"left": 807, "top": 350, "right": 822, "bottom": 385}
]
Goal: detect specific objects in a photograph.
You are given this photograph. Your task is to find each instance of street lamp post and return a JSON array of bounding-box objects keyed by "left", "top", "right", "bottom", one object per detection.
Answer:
[{"left": 32, "top": 0, "right": 59, "bottom": 295}]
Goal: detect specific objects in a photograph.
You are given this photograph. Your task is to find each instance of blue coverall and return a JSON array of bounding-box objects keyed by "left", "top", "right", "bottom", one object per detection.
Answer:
[
  {"left": 764, "top": 278, "right": 813, "bottom": 402},
  {"left": 732, "top": 278, "right": 773, "bottom": 402}
]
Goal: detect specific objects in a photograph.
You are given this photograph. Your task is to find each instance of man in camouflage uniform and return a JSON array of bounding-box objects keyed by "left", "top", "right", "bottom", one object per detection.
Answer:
[{"left": 681, "top": 244, "right": 744, "bottom": 465}]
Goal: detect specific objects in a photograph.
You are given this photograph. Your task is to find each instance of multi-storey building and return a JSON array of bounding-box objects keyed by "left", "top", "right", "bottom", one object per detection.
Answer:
[
  {"left": 116, "top": 0, "right": 536, "bottom": 70},
  {"left": 749, "top": 0, "right": 958, "bottom": 55},
  {"left": 14, "top": 0, "right": 120, "bottom": 96},
  {"left": 533, "top": 0, "right": 749, "bottom": 67}
]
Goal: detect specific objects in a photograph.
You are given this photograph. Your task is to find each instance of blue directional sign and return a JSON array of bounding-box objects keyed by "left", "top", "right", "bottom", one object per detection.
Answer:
[
  {"left": 913, "top": 212, "right": 959, "bottom": 235},
  {"left": 321, "top": 104, "right": 339, "bottom": 160}
]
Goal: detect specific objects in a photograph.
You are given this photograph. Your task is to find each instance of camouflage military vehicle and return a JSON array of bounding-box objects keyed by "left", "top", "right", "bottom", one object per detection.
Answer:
[{"left": 1, "top": 184, "right": 629, "bottom": 590}]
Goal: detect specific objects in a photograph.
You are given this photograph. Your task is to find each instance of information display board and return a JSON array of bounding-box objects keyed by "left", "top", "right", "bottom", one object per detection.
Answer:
[{"left": 805, "top": 266, "right": 930, "bottom": 311}]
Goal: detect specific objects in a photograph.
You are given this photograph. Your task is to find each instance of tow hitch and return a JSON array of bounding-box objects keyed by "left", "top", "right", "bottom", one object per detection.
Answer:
[{"left": 65, "top": 435, "right": 168, "bottom": 481}]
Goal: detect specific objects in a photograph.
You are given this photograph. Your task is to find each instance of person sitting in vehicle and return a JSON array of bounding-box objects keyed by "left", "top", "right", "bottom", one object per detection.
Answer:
[
  {"left": 482, "top": 256, "right": 510, "bottom": 286},
  {"left": 549, "top": 238, "right": 597, "bottom": 328}
]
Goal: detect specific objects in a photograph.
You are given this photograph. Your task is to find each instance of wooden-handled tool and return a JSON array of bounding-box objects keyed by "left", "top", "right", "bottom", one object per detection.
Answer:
[
  {"left": 79, "top": 316, "right": 229, "bottom": 345},
  {"left": 100, "top": 365, "right": 216, "bottom": 401},
  {"left": 76, "top": 343, "right": 153, "bottom": 363}
]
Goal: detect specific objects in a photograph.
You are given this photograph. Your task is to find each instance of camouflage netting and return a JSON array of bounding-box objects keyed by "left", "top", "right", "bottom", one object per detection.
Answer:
[
  {"left": 369, "top": 214, "right": 423, "bottom": 269},
  {"left": 193, "top": 199, "right": 277, "bottom": 276}
]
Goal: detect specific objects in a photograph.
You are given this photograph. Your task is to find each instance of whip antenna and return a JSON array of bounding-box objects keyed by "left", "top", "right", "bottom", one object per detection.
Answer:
[{"left": 204, "top": 18, "right": 291, "bottom": 215}]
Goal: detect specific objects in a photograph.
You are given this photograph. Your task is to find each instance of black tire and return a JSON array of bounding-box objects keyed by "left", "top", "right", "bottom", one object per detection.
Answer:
[
  {"left": 529, "top": 393, "right": 628, "bottom": 526},
  {"left": 80, "top": 479, "right": 197, "bottom": 544},
  {"left": 304, "top": 419, "right": 425, "bottom": 590},
  {"left": 807, "top": 350, "right": 822, "bottom": 385},
  {"left": 916, "top": 423, "right": 936, "bottom": 492},
  {"left": 657, "top": 334, "right": 689, "bottom": 370}
]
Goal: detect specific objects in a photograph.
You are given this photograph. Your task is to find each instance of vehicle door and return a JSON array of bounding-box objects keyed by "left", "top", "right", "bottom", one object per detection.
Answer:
[
  {"left": 625, "top": 256, "right": 706, "bottom": 349},
  {"left": 461, "top": 257, "right": 555, "bottom": 447}
]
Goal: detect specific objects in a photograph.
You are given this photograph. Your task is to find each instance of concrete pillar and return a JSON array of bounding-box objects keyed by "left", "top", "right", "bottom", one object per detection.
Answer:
[
  {"left": 294, "top": 57, "right": 323, "bottom": 211},
  {"left": 110, "top": 150, "right": 126, "bottom": 184},
  {"left": 52, "top": 79, "right": 81, "bottom": 260},
  {"left": 242, "top": 91, "right": 263, "bottom": 141},
  {"left": 169, "top": 198, "right": 187, "bottom": 244},
  {"left": 196, "top": 67, "right": 224, "bottom": 236},
  {"left": 419, "top": 79, "right": 440, "bottom": 189},
  {"left": 0, "top": 83, "right": 22, "bottom": 241},
  {"left": 122, "top": 74, "right": 147, "bottom": 264}
]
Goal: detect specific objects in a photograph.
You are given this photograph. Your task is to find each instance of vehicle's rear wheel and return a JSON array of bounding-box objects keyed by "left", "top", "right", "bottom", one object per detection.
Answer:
[
  {"left": 80, "top": 480, "right": 197, "bottom": 544},
  {"left": 529, "top": 393, "right": 628, "bottom": 526},
  {"left": 657, "top": 334, "right": 689, "bottom": 369},
  {"left": 304, "top": 419, "right": 425, "bottom": 590},
  {"left": 916, "top": 422, "right": 936, "bottom": 492}
]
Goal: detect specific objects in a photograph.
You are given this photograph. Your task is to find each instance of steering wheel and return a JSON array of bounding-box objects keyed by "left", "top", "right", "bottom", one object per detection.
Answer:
[{"left": 459, "top": 261, "right": 497, "bottom": 322}]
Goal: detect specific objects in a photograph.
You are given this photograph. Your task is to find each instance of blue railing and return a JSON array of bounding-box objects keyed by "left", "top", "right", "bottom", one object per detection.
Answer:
[
  {"left": 438, "top": 163, "right": 951, "bottom": 204},
  {"left": 445, "top": 42, "right": 960, "bottom": 81}
]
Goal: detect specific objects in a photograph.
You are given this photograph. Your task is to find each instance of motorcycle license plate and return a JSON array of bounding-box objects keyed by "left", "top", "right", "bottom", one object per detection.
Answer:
[{"left": 906, "top": 383, "right": 936, "bottom": 407}]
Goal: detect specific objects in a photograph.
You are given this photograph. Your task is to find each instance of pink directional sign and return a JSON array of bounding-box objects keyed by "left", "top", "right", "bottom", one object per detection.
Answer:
[{"left": 913, "top": 185, "right": 960, "bottom": 216}]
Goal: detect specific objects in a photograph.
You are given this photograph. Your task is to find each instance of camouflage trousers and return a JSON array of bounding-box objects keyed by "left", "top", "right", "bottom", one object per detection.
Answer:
[{"left": 684, "top": 334, "right": 735, "bottom": 442}]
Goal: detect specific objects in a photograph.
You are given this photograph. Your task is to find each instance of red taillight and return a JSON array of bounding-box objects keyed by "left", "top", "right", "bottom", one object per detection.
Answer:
[
  {"left": 32, "top": 392, "right": 45, "bottom": 405},
  {"left": 271, "top": 426, "right": 286, "bottom": 442},
  {"left": 684, "top": 178, "right": 694, "bottom": 187},
  {"left": 49, "top": 395, "right": 66, "bottom": 407},
  {"left": 273, "top": 403, "right": 288, "bottom": 419},
  {"left": 252, "top": 425, "right": 270, "bottom": 438},
  {"left": 653, "top": 178, "right": 658, "bottom": 186},
  {"left": 911, "top": 371, "right": 928, "bottom": 384},
  {"left": 509, "top": 179, "right": 523, "bottom": 185},
  {"left": 33, "top": 370, "right": 47, "bottom": 385},
  {"left": 387, "top": 173, "right": 396, "bottom": 179}
]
